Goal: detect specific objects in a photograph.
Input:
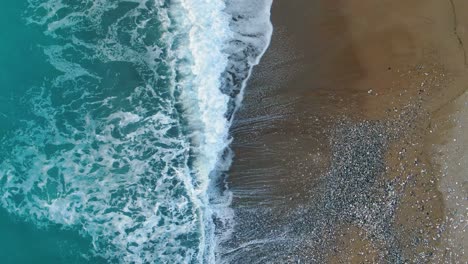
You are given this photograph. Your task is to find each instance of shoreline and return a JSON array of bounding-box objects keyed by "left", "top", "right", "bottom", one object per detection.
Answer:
[
  {"left": 430, "top": 89, "right": 468, "bottom": 261},
  {"left": 221, "top": 0, "right": 468, "bottom": 262}
]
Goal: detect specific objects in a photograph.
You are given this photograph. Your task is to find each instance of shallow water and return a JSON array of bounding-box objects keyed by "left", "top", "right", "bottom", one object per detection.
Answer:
[{"left": 0, "top": 0, "right": 272, "bottom": 263}]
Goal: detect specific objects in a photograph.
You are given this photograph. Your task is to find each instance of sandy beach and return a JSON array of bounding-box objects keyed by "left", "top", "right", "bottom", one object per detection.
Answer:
[{"left": 220, "top": 0, "right": 468, "bottom": 263}]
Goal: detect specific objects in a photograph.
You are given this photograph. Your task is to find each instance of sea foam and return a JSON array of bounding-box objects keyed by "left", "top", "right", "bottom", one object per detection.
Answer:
[{"left": 0, "top": 0, "right": 273, "bottom": 263}]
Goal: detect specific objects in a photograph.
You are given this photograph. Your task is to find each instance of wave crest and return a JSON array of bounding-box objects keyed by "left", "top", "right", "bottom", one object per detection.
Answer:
[{"left": 0, "top": 0, "right": 273, "bottom": 263}]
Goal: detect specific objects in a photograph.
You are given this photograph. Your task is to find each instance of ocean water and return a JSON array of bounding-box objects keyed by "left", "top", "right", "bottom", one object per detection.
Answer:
[{"left": 0, "top": 0, "right": 272, "bottom": 263}]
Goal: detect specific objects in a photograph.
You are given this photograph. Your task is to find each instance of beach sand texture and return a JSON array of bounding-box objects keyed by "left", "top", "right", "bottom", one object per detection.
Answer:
[{"left": 221, "top": 0, "right": 468, "bottom": 263}]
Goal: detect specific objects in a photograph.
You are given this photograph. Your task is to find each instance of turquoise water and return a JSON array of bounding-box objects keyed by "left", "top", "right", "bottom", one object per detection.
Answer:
[
  {"left": 0, "top": 0, "right": 272, "bottom": 263},
  {"left": 0, "top": 2, "right": 104, "bottom": 263}
]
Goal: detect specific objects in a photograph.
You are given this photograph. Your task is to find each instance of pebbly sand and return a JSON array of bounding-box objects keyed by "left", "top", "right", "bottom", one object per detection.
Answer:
[{"left": 219, "top": 0, "right": 468, "bottom": 263}]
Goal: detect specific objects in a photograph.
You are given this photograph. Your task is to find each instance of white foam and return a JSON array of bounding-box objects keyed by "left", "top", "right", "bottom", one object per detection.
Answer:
[
  {"left": 0, "top": 0, "right": 274, "bottom": 263},
  {"left": 5, "top": 1, "right": 205, "bottom": 263},
  {"left": 169, "top": 0, "right": 273, "bottom": 262},
  {"left": 208, "top": 0, "right": 274, "bottom": 262}
]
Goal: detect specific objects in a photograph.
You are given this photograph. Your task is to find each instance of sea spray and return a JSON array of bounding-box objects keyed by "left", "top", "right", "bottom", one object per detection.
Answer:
[{"left": 0, "top": 0, "right": 273, "bottom": 262}]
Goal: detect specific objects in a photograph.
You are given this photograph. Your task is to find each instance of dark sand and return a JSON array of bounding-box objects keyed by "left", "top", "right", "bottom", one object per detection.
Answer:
[{"left": 219, "top": 0, "right": 468, "bottom": 263}]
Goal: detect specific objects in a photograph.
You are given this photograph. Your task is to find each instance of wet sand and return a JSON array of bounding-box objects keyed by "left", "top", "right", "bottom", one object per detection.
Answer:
[{"left": 220, "top": 0, "right": 468, "bottom": 263}]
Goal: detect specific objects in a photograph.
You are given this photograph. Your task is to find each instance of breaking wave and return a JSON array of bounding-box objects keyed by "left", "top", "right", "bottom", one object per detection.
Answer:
[{"left": 0, "top": 0, "right": 272, "bottom": 262}]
